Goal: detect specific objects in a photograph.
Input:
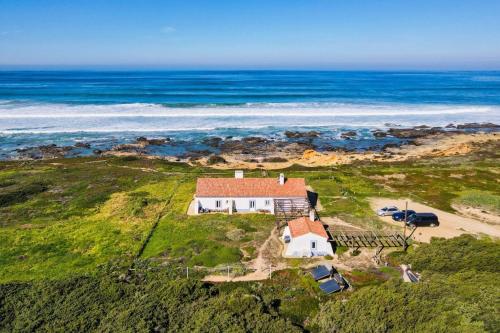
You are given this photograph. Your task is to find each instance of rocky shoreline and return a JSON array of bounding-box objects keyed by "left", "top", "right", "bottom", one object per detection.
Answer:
[{"left": 8, "top": 123, "right": 500, "bottom": 164}]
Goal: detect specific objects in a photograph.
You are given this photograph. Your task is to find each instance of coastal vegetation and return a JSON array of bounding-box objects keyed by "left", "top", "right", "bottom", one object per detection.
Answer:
[
  {"left": 1, "top": 149, "right": 499, "bottom": 282},
  {"left": 1, "top": 235, "right": 498, "bottom": 332},
  {"left": 0, "top": 149, "right": 499, "bottom": 331}
]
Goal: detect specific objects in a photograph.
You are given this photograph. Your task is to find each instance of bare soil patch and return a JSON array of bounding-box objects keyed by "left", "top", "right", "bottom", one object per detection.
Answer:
[{"left": 451, "top": 204, "right": 500, "bottom": 225}]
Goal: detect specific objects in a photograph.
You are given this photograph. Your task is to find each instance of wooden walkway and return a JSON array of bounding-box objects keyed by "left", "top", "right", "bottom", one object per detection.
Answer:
[
  {"left": 328, "top": 229, "right": 407, "bottom": 248},
  {"left": 326, "top": 225, "right": 412, "bottom": 263}
]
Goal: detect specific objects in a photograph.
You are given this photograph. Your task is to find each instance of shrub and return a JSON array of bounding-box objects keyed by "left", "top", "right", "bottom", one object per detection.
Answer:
[{"left": 207, "top": 155, "right": 226, "bottom": 165}]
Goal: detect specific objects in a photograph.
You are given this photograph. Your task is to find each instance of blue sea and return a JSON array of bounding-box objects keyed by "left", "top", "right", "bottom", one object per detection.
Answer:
[{"left": 1, "top": 70, "right": 500, "bottom": 158}]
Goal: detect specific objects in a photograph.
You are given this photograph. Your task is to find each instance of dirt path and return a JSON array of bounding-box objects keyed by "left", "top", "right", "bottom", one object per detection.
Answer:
[
  {"left": 370, "top": 198, "right": 500, "bottom": 242},
  {"left": 203, "top": 227, "right": 283, "bottom": 282},
  {"left": 321, "top": 216, "right": 365, "bottom": 230}
]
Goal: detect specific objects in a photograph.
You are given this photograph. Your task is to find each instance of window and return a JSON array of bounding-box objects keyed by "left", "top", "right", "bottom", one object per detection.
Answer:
[
  {"left": 215, "top": 200, "right": 222, "bottom": 208},
  {"left": 265, "top": 199, "right": 270, "bottom": 206},
  {"left": 249, "top": 200, "right": 256, "bottom": 209},
  {"left": 311, "top": 241, "right": 317, "bottom": 249}
]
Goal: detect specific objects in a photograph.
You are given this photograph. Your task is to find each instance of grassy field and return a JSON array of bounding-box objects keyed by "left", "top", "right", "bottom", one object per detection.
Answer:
[{"left": 1, "top": 149, "right": 499, "bottom": 283}]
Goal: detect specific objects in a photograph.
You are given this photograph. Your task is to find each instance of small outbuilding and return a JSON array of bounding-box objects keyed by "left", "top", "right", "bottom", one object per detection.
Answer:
[{"left": 282, "top": 211, "right": 333, "bottom": 257}]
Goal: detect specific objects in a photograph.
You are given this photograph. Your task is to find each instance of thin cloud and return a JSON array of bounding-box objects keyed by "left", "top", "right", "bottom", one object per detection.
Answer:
[{"left": 161, "top": 26, "right": 176, "bottom": 34}]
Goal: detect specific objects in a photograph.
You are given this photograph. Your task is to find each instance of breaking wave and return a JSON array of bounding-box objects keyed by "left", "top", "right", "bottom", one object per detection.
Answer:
[
  {"left": 0, "top": 101, "right": 498, "bottom": 134},
  {"left": 0, "top": 101, "right": 497, "bottom": 118}
]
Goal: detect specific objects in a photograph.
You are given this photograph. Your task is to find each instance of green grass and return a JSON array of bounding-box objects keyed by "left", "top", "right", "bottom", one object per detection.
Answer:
[
  {"left": 454, "top": 190, "right": 500, "bottom": 213},
  {"left": 1, "top": 149, "right": 499, "bottom": 282},
  {"left": 0, "top": 158, "right": 181, "bottom": 282}
]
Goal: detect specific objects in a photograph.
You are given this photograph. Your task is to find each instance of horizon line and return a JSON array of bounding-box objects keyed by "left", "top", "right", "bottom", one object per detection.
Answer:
[{"left": 1, "top": 65, "right": 500, "bottom": 72}]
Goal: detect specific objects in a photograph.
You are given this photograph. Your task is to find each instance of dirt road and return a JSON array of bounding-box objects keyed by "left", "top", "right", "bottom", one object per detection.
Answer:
[{"left": 370, "top": 198, "right": 500, "bottom": 242}]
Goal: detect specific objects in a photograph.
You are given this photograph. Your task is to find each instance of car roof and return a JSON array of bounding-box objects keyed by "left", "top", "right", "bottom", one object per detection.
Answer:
[{"left": 412, "top": 213, "right": 437, "bottom": 217}]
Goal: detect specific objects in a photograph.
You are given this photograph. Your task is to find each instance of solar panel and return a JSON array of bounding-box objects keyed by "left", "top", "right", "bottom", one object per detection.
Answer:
[
  {"left": 311, "top": 265, "right": 331, "bottom": 281},
  {"left": 319, "top": 280, "right": 342, "bottom": 294}
]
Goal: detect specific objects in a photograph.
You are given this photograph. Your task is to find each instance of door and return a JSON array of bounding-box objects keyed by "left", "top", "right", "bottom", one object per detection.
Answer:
[
  {"left": 311, "top": 240, "right": 317, "bottom": 252},
  {"left": 249, "top": 200, "right": 256, "bottom": 211}
]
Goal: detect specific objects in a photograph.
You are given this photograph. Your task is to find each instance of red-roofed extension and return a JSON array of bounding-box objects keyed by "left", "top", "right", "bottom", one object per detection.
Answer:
[
  {"left": 287, "top": 217, "right": 328, "bottom": 238},
  {"left": 196, "top": 177, "right": 307, "bottom": 198}
]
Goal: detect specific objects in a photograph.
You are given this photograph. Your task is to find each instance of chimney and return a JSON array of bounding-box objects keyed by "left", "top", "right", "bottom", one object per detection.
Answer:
[
  {"left": 279, "top": 173, "right": 285, "bottom": 185},
  {"left": 235, "top": 170, "right": 244, "bottom": 179},
  {"left": 309, "top": 210, "right": 316, "bottom": 221}
]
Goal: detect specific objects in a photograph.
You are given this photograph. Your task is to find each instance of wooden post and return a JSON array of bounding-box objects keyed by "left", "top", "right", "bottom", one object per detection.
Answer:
[
  {"left": 269, "top": 264, "right": 272, "bottom": 279},
  {"left": 186, "top": 267, "right": 189, "bottom": 279},
  {"left": 403, "top": 201, "right": 408, "bottom": 251},
  {"left": 227, "top": 266, "right": 230, "bottom": 281}
]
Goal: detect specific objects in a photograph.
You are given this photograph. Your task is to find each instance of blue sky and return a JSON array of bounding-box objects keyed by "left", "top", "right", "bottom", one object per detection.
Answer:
[{"left": 1, "top": 0, "right": 499, "bottom": 69}]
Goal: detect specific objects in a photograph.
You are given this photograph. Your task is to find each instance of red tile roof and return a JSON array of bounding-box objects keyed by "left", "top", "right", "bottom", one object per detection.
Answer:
[
  {"left": 288, "top": 217, "right": 328, "bottom": 238},
  {"left": 196, "top": 177, "right": 307, "bottom": 198}
]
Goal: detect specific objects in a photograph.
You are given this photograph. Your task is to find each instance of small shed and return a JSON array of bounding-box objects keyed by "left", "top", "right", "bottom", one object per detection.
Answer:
[{"left": 282, "top": 211, "right": 333, "bottom": 257}]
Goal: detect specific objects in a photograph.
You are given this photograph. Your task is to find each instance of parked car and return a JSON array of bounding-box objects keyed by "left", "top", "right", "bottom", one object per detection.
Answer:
[
  {"left": 392, "top": 210, "right": 416, "bottom": 221},
  {"left": 405, "top": 213, "right": 439, "bottom": 227},
  {"left": 377, "top": 206, "right": 399, "bottom": 216}
]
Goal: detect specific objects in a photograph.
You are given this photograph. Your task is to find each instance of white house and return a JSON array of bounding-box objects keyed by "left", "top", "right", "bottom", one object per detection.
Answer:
[
  {"left": 194, "top": 171, "right": 308, "bottom": 214},
  {"left": 282, "top": 211, "right": 333, "bottom": 257}
]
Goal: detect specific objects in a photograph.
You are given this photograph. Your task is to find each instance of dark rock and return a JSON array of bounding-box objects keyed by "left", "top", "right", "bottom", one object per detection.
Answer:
[
  {"left": 135, "top": 137, "right": 168, "bottom": 146},
  {"left": 112, "top": 144, "right": 146, "bottom": 154},
  {"left": 284, "top": 131, "right": 320, "bottom": 139},
  {"left": 387, "top": 127, "right": 445, "bottom": 139},
  {"left": 340, "top": 131, "right": 357, "bottom": 139},
  {"left": 202, "top": 137, "right": 223, "bottom": 148},
  {"left": 372, "top": 130, "right": 387, "bottom": 138},
  {"left": 15, "top": 144, "right": 74, "bottom": 159},
  {"left": 456, "top": 122, "right": 500, "bottom": 129},
  {"left": 93, "top": 149, "right": 103, "bottom": 155},
  {"left": 445, "top": 123, "right": 457, "bottom": 128},
  {"left": 242, "top": 136, "right": 269, "bottom": 145},
  {"left": 74, "top": 142, "right": 91, "bottom": 149},
  {"left": 220, "top": 137, "right": 271, "bottom": 154},
  {"left": 382, "top": 143, "right": 400, "bottom": 151}
]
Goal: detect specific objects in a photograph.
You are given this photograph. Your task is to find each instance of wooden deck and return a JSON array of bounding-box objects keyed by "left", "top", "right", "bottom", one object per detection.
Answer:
[{"left": 328, "top": 229, "right": 407, "bottom": 248}]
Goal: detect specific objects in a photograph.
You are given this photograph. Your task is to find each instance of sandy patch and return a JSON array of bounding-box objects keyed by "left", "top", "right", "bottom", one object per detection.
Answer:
[
  {"left": 451, "top": 204, "right": 500, "bottom": 225},
  {"left": 368, "top": 174, "right": 406, "bottom": 181},
  {"left": 369, "top": 198, "right": 500, "bottom": 242}
]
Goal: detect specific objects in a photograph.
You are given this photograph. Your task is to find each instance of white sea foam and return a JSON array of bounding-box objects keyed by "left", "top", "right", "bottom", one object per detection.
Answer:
[
  {"left": 0, "top": 101, "right": 498, "bottom": 134},
  {"left": 0, "top": 101, "right": 496, "bottom": 118}
]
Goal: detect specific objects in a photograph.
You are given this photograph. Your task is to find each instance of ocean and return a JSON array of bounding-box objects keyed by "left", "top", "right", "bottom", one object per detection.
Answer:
[{"left": 1, "top": 70, "right": 499, "bottom": 158}]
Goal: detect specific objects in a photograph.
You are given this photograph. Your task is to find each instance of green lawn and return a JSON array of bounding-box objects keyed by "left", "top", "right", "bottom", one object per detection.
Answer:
[{"left": 141, "top": 179, "right": 275, "bottom": 266}]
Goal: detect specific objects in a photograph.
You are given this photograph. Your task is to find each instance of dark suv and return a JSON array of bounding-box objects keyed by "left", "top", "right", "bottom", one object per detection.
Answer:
[{"left": 405, "top": 213, "right": 439, "bottom": 227}]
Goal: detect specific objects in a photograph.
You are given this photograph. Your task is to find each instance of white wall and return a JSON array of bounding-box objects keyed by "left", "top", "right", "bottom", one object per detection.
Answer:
[
  {"left": 196, "top": 197, "right": 276, "bottom": 213},
  {"left": 283, "top": 232, "right": 333, "bottom": 257}
]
